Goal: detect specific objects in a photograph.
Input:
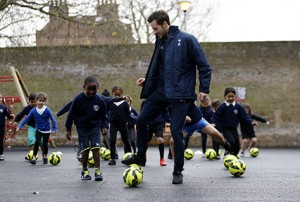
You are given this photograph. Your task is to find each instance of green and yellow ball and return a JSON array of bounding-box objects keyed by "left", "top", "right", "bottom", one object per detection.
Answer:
[
  {"left": 48, "top": 152, "right": 61, "bottom": 165},
  {"left": 130, "top": 163, "right": 143, "bottom": 174},
  {"left": 123, "top": 167, "right": 143, "bottom": 187},
  {"left": 27, "top": 150, "right": 38, "bottom": 161},
  {"left": 122, "top": 152, "right": 134, "bottom": 161},
  {"left": 101, "top": 149, "right": 111, "bottom": 161},
  {"left": 205, "top": 149, "right": 217, "bottom": 160},
  {"left": 223, "top": 154, "right": 238, "bottom": 169},
  {"left": 99, "top": 147, "right": 106, "bottom": 157},
  {"left": 184, "top": 148, "right": 194, "bottom": 160},
  {"left": 229, "top": 159, "right": 246, "bottom": 177},
  {"left": 249, "top": 147, "right": 259, "bottom": 157}
]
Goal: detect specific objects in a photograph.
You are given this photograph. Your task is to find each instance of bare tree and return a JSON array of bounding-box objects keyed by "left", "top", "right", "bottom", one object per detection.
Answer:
[
  {"left": 118, "top": 0, "right": 181, "bottom": 43},
  {"left": 0, "top": 0, "right": 107, "bottom": 47},
  {"left": 0, "top": 2, "right": 47, "bottom": 46},
  {"left": 0, "top": 0, "right": 216, "bottom": 46},
  {"left": 186, "top": 0, "right": 218, "bottom": 42}
]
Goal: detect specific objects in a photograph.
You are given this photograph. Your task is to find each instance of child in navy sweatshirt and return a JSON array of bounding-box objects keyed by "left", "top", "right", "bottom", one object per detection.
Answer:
[
  {"left": 14, "top": 94, "right": 38, "bottom": 159},
  {"left": 56, "top": 89, "right": 123, "bottom": 161},
  {"left": 211, "top": 99, "right": 221, "bottom": 156},
  {"left": 107, "top": 85, "right": 132, "bottom": 166},
  {"left": 211, "top": 87, "right": 254, "bottom": 156},
  {"left": 17, "top": 92, "right": 57, "bottom": 165},
  {"left": 0, "top": 94, "right": 15, "bottom": 161},
  {"left": 169, "top": 102, "right": 233, "bottom": 159},
  {"left": 199, "top": 96, "right": 214, "bottom": 157},
  {"left": 65, "top": 76, "right": 108, "bottom": 181},
  {"left": 240, "top": 103, "right": 269, "bottom": 157},
  {"left": 125, "top": 95, "right": 138, "bottom": 154},
  {"left": 142, "top": 101, "right": 171, "bottom": 166}
]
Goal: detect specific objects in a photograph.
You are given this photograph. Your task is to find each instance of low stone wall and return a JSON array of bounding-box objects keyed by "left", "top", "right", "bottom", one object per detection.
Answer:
[
  {"left": 1, "top": 41, "right": 300, "bottom": 148},
  {"left": 5, "top": 128, "right": 300, "bottom": 148}
]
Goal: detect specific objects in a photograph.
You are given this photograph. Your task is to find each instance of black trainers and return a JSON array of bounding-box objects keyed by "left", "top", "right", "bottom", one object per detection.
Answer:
[
  {"left": 168, "top": 152, "right": 172, "bottom": 160},
  {"left": 172, "top": 171, "right": 183, "bottom": 184},
  {"left": 121, "top": 154, "right": 146, "bottom": 166},
  {"left": 81, "top": 170, "right": 92, "bottom": 180},
  {"left": 0, "top": 155, "right": 4, "bottom": 161},
  {"left": 43, "top": 158, "right": 48, "bottom": 164},
  {"left": 94, "top": 168, "right": 103, "bottom": 181},
  {"left": 108, "top": 159, "right": 116, "bottom": 165},
  {"left": 30, "top": 159, "right": 36, "bottom": 165}
]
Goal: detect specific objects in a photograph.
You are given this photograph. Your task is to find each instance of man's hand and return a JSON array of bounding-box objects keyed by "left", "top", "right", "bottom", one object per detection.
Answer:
[
  {"left": 185, "top": 116, "right": 191, "bottom": 123},
  {"left": 15, "top": 128, "right": 20, "bottom": 132},
  {"left": 199, "top": 92, "right": 208, "bottom": 101},
  {"left": 136, "top": 78, "right": 145, "bottom": 86},
  {"left": 66, "top": 131, "right": 72, "bottom": 140}
]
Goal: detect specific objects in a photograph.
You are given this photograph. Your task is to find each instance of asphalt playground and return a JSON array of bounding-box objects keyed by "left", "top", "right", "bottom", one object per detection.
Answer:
[{"left": 0, "top": 146, "right": 299, "bottom": 202}]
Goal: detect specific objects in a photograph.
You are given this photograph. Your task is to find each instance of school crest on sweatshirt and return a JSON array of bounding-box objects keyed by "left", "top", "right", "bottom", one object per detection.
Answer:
[{"left": 93, "top": 105, "right": 100, "bottom": 111}]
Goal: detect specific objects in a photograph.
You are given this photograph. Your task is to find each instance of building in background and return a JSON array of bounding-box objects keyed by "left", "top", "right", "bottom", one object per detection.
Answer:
[{"left": 36, "top": 0, "right": 134, "bottom": 46}]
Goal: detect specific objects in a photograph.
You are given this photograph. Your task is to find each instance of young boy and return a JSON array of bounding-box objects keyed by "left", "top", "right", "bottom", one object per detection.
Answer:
[
  {"left": 169, "top": 102, "right": 233, "bottom": 159},
  {"left": 240, "top": 103, "right": 269, "bottom": 157},
  {"left": 0, "top": 94, "right": 15, "bottom": 161},
  {"left": 144, "top": 102, "right": 171, "bottom": 166},
  {"left": 211, "top": 99, "right": 221, "bottom": 156},
  {"left": 65, "top": 76, "right": 108, "bottom": 181},
  {"left": 125, "top": 95, "right": 138, "bottom": 154},
  {"left": 57, "top": 89, "right": 123, "bottom": 161},
  {"left": 107, "top": 85, "right": 132, "bottom": 166},
  {"left": 14, "top": 94, "right": 38, "bottom": 160},
  {"left": 199, "top": 96, "right": 214, "bottom": 157}
]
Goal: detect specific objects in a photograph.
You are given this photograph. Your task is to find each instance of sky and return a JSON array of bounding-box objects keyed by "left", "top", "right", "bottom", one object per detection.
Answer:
[
  {"left": 205, "top": 0, "right": 300, "bottom": 42},
  {"left": 1, "top": 0, "right": 300, "bottom": 47}
]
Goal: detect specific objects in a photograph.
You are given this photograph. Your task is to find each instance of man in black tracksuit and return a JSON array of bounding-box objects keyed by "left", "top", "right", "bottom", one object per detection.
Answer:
[{"left": 121, "top": 10, "right": 212, "bottom": 184}]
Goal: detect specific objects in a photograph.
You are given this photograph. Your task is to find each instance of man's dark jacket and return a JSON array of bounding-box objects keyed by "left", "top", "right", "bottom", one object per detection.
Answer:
[{"left": 140, "top": 26, "right": 212, "bottom": 100}]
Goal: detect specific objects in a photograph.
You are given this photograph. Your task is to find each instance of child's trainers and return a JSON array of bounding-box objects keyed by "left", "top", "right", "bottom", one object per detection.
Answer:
[
  {"left": 94, "top": 168, "right": 103, "bottom": 181},
  {"left": 30, "top": 159, "right": 36, "bottom": 165},
  {"left": 81, "top": 170, "right": 92, "bottom": 180},
  {"left": 108, "top": 159, "right": 116, "bottom": 165},
  {"left": 160, "top": 158, "right": 167, "bottom": 166},
  {"left": 0, "top": 155, "right": 4, "bottom": 161}
]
